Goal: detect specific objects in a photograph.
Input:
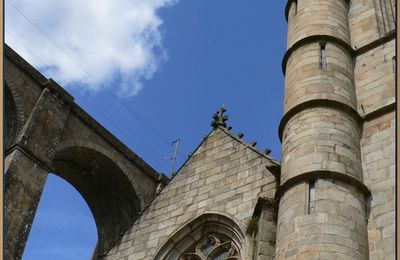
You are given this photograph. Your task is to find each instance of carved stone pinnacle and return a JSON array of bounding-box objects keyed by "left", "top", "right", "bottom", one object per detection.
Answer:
[{"left": 211, "top": 107, "right": 228, "bottom": 129}]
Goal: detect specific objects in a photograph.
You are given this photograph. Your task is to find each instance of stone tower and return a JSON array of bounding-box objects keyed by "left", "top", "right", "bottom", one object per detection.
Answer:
[
  {"left": 5, "top": 1, "right": 395, "bottom": 259},
  {"left": 277, "top": 0, "right": 395, "bottom": 259}
]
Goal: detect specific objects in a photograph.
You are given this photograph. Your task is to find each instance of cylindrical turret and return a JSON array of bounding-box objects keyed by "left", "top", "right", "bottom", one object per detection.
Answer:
[
  {"left": 277, "top": 0, "right": 370, "bottom": 259},
  {"left": 287, "top": 0, "right": 351, "bottom": 48},
  {"left": 284, "top": 42, "right": 356, "bottom": 113}
]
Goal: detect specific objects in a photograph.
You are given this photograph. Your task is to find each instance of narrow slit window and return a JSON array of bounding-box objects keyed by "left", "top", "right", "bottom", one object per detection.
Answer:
[
  {"left": 319, "top": 42, "right": 327, "bottom": 70},
  {"left": 392, "top": 56, "right": 396, "bottom": 74},
  {"left": 292, "top": 1, "right": 297, "bottom": 15},
  {"left": 288, "top": 1, "right": 297, "bottom": 20},
  {"left": 308, "top": 180, "right": 316, "bottom": 214}
]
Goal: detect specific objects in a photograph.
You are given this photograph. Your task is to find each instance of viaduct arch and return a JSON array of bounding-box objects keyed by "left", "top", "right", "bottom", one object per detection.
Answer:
[{"left": 4, "top": 44, "right": 168, "bottom": 260}]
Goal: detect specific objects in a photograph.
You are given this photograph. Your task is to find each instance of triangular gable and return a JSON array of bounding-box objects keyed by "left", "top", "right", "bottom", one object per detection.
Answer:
[{"left": 103, "top": 110, "right": 281, "bottom": 259}]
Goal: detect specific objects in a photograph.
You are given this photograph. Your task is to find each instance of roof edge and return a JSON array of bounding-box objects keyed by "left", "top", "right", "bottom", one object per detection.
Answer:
[{"left": 5, "top": 44, "right": 166, "bottom": 183}]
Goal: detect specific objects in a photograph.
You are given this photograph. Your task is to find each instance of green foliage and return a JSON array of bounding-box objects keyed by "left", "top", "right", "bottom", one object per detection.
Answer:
[{"left": 246, "top": 216, "right": 259, "bottom": 236}]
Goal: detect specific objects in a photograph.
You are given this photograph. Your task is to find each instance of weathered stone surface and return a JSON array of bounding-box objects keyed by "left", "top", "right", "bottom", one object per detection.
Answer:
[
  {"left": 5, "top": 0, "right": 395, "bottom": 259},
  {"left": 103, "top": 128, "right": 278, "bottom": 259},
  {"left": 4, "top": 150, "right": 48, "bottom": 260},
  {"left": 287, "top": 0, "right": 351, "bottom": 48},
  {"left": 4, "top": 45, "right": 166, "bottom": 260},
  {"left": 285, "top": 43, "right": 356, "bottom": 113},
  {"left": 282, "top": 107, "right": 362, "bottom": 183},
  {"left": 349, "top": 0, "right": 395, "bottom": 48},
  {"left": 361, "top": 111, "right": 395, "bottom": 258},
  {"left": 354, "top": 40, "right": 395, "bottom": 117},
  {"left": 280, "top": 0, "right": 395, "bottom": 259}
]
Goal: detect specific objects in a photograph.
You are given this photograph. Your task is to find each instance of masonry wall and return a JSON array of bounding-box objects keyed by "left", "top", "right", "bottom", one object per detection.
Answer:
[
  {"left": 4, "top": 57, "right": 44, "bottom": 125},
  {"left": 354, "top": 40, "right": 395, "bottom": 116},
  {"left": 279, "top": 0, "right": 370, "bottom": 258},
  {"left": 4, "top": 45, "right": 165, "bottom": 260},
  {"left": 287, "top": 0, "right": 351, "bottom": 48},
  {"left": 280, "top": 0, "right": 395, "bottom": 259},
  {"left": 350, "top": 0, "right": 396, "bottom": 258},
  {"left": 284, "top": 42, "right": 356, "bottom": 113},
  {"left": 58, "top": 109, "right": 160, "bottom": 206},
  {"left": 349, "top": 0, "right": 395, "bottom": 49},
  {"left": 281, "top": 107, "right": 363, "bottom": 183},
  {"left": 104, "top": 127, "right": 278, "bottom": 259},
  {"left": 5, "top": 150, "right": 48, "bottom": 260},
  {"left": 276, "top": 180, "right": 368, "bottom": 259},
  {"left": 254, "top": 201, "right": 277, "bottom": 259},
  {"left": 361, "top": 112, "right": 395, "bottom": 259}
]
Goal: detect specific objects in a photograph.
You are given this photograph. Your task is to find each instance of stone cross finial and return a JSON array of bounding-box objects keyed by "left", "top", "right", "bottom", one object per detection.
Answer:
[{"left": 211, "top": 107, "right": 228, "bottom": 128}]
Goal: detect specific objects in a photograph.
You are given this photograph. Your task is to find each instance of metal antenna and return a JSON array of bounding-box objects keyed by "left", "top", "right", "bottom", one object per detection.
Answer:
[{"left": 170, "top": 139, "right": 180, "bottom": 175}]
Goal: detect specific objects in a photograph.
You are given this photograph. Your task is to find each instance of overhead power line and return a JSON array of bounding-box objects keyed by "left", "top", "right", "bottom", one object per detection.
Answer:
[
  {"left": 5, "top": 27, "right": 172, "bottom": 173},
  {"left": 6, "top": 0, "right": 185, "bottom": 161}
]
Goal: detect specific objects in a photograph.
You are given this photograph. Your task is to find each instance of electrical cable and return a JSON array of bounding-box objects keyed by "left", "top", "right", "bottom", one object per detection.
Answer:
[
  {"left": 6, "top": 0, "right": 185, "bottom": 161},
  {"left": 5, "top": 27, "right": 172, "bottom": 173}
]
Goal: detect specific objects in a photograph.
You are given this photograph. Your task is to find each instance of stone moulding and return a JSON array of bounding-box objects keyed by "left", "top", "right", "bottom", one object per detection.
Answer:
[
  {"left": 218, "top": 127, "right": 280, "bottom": 167},
  {"left": 153, "top": 212, "right": 247, "bottom": 260},
  {"left": 281, "top": 35, "right": 353, "bottom": 75},
  {"left": 278, "top": 99, "right": 363, "bottom": 142},
  {"left": 6, "top": 144, "right": 52, "bottom": 172},
  {"left": 5, "top": 44, "right": 165, "bottom": 183},
  {"left": 274, "top": 170, "right": 371, "bottom": 201},
  {"left": 284, "top": 0, "right": 351, "bottom": 22},
  {"left": 281, "top": 31, "right": 396, "bottom": 75},
  {"left": 5, "top": 44, "right": 171, "bottom": 260},
  {"left": 363, "top": 102, "right": 396, "bottom": 122}
]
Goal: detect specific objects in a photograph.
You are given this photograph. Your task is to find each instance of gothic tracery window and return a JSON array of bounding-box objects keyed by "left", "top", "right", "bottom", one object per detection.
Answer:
[{"left": 180, "top": 234, "right": 240, "bottom": 260}]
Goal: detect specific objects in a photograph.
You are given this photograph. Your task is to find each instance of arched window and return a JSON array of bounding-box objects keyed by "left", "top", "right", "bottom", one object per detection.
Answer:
[
  {"left": 155, "top": 213, "right": 246, "bottom": 260},
  {"left": 181, "top": 233, "right": 239, "bottom": 260}
]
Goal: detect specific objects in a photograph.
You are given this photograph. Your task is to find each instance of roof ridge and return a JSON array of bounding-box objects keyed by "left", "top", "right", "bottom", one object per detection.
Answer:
[
  {"left": 218, "top": 126, "right": 280, "bottom": 166},
  {"left": 124, "top": 124, "right": 282, "bottom": 248}
]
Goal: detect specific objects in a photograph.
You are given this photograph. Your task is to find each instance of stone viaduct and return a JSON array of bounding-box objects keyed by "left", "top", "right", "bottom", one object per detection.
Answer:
[
  {"left": 4, "top": 44, "right": 168, "bottom": 260},
  {"left": 4, "top": 0, "right": 396, "bottom": 259}
]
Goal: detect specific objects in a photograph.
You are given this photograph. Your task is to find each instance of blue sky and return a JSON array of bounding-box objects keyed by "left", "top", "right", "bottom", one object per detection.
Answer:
[{"left": 6, "top": 1, "right": 287, "bottom": 259}]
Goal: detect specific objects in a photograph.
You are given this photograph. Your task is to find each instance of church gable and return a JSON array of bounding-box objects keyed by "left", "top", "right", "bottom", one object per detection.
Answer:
[{"left": 104, "top": 109, "right": 280, "bottom": 259}]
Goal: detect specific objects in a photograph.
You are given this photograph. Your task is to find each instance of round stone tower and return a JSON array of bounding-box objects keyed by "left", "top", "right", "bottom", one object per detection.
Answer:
[{"left": 277, "top": 0, "right": 370, "bottom": 259}]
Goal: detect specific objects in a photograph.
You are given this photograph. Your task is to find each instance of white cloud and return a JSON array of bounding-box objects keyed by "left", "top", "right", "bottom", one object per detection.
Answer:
[{"left": 5, "top": 0, "right": 177, "bottom": 96}]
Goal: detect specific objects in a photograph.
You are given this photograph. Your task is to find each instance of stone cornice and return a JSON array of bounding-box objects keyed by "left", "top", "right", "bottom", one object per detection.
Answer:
[
  {"left": 5, "top": 44, "right": 48, "bottom": 84},
  {"left": 278, "top": 100, "right": 396, "bottom": 143},
  {"left": 275, "top": 170, "right": 371, "bottom": 200},
  {"left": 284, "top": 0, "right": 350, "bottom": 22},
  {"left": 278, "top": 99, "right": 362, "bottom": 142},
  {"left": 6, "top": 144, "right": 52, "bottom": 173},
  {"left": 281, "top": 31, "right": 395, "bottom": 75},
  {"left": 5, "top": 44, "right": 166, "bottom": 183},
  {"left": 355, "top": 30, "right": 396, "bottom": 55},
  {"left": 219, "top": 126, "right": 281, "bottom": 167},
  {"left": 363, "top": 102, "right": 396, "bottom": 122},
  {"left": 282, "top": 35, "right": 353, "bottom": 75}
]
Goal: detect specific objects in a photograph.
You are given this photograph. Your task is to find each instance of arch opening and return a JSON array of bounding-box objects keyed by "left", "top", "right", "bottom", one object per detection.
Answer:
[
  {"left": 51, "top": 146, "right": 141, "bottom": 258},
  {"left": 22, "top": 174, "right": 97, "bottom": 260}
]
